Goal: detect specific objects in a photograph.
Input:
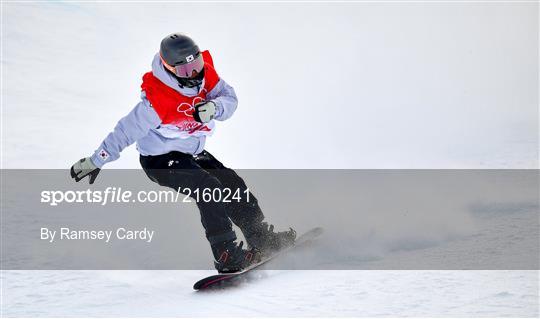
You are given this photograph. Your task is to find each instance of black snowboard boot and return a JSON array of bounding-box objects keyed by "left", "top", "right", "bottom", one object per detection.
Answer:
[
  {"left": 244, "top": 222, "right": 297, "bottom": 256},
  {"left": 212, "top": 240, "right": 261, "bottom": 273}
]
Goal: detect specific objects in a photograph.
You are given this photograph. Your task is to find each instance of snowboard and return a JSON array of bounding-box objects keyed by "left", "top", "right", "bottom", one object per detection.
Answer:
[{"left": 193, "top": 227, "right": 324, "bottom": 290}]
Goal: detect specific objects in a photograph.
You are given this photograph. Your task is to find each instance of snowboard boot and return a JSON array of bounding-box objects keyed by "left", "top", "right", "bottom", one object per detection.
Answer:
[
  {"left": 212, "top": 240, "right": 261, "bottom": 273},
  {"left": 244, "top": 222, "right": 297, "bottom": 256}
]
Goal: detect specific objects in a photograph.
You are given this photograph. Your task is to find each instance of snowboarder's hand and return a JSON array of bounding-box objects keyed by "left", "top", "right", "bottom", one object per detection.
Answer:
[
  {"left": 193, "top": 101, "right": 216, "bottom": 123},
  {"left": 70, "top": 157, "right": 101, "bottom": 184}
]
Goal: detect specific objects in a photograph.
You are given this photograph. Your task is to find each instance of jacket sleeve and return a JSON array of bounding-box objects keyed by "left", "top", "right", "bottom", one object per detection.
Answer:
[
  {"left": 90, "top": 92, "right": 161, "bottom": 168},
  {"left": 206, "top": 78, "right": 238, "bottom": 121}
]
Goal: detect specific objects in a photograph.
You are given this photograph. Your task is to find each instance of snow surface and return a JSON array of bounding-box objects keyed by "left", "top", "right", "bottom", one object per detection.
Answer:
[
  {"left": 1, "top": 2, "right": 539, "bottom": 317},
  {"left": 2, "top": 270, "right": 538, "bottom": 317},
  {"left": 2, "top": 203, "right": 538, "bottom": 317},
  {"left": 1, "top": 2, "right": 538, "bottom": 169}
]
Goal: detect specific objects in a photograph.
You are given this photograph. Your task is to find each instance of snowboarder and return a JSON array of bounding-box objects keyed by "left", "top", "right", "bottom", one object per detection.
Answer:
[{"left": 70, "top": 33, "right": 296, "bottom": 273}]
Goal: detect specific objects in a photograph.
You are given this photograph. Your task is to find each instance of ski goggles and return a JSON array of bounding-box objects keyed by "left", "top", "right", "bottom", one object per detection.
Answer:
[{"left": 160, "top": 53, "right": 204, "bottom": 78}]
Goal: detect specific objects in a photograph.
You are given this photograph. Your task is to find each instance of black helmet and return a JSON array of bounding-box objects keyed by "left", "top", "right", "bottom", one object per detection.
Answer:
[
  {"left": 159, "top": 33, "right": 205, "bottom": 87},
  {"left": 160, "top": 33, "right": 200, "bottom": 66}
]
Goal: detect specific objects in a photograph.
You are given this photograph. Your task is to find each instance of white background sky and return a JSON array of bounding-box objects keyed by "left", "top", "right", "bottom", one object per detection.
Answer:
[{"left": 2, "top": 2, "right": 538, "bottom": 168}]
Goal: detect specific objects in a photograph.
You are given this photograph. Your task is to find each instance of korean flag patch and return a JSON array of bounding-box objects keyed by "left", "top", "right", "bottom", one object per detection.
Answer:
[{"left": 98, "top": 149, "right": 110, "bottom": 161}]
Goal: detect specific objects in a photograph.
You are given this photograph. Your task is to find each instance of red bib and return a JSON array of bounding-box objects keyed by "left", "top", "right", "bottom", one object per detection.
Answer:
[{"left": 141, "top": 50, "right": 219, "bottom": 135}]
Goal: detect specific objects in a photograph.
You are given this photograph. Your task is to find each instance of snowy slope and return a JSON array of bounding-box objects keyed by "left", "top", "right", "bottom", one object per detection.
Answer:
[
  {"left": 2, "top": 270, "right": 538, "bottom": 317},
  {"left": 2, "top": 199, "right": 538, "bottom": 317},
  {"left": 1, "top": 2, "right": 538, "bottom": 317},
  {"left": 1, "top": 2, "right": 538, "bottom": 169}
]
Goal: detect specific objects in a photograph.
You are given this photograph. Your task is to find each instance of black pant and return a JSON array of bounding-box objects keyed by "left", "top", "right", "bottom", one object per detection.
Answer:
[{"left": 140, "top": 150, "right": 264, "bottom": 245}]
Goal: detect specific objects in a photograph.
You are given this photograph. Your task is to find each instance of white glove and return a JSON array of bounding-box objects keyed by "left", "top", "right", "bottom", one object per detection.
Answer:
[
  {"left": 193, "top": 101, "right": 216, "bottom": 123},
  {"left": 70, "top": 157, "right": 101, "bottom": 184}
]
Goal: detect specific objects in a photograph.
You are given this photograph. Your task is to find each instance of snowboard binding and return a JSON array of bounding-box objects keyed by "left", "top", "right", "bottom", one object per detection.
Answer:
[
  {"left": 213, "top": 240, "right": 261, "bottom": 273},
  {"left": 245, "top": 222, "right": 297, "bottom": 256}
]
